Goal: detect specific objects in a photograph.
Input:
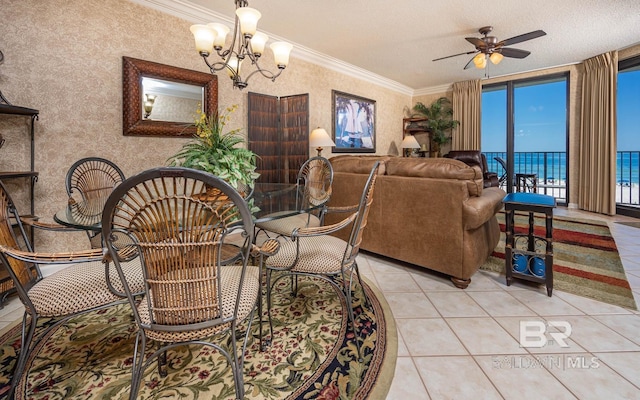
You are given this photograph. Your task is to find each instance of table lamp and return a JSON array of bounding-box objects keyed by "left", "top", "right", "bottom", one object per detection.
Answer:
[
  {"left": 400, "top": 135, "right": 420, "bottom": 157},
  {"left": 309, "top": 127, "right": 335, "bottom": 156}
]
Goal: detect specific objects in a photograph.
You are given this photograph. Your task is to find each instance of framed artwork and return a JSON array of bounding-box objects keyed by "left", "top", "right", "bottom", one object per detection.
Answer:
[{"left": 332, "top": 90, "right": 376, "bottom": 153}]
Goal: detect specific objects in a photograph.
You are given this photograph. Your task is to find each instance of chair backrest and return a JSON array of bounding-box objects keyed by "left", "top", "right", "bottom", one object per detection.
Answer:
[
  {"left": 101, "top": 167, "right": 254, "bottom": 330},
  {"left": 494, "top": 156, "right": 508, "bottom": 185},
  {"left": 66, "top": 157, "right": 125, "bottom": 217},
  {"left": 0, "top": 180, "right": 41, "bottom": 304},
  {"left": 344, "top": 161, "right": 381, "bottom": 266},
  {"left": 66, "top": 157, "right": 125, "bottom": 247},
  {"left": 296, "top": 156, "right": 333, "bottom": 210}
]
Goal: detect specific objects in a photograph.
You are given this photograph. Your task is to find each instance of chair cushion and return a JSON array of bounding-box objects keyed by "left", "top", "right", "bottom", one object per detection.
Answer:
[
  {"left": 256, "top": 213, "right": 321, "bottom": 236},
  {"left": 138, "top": 265, "right": 260, "bottom": 343},
  {"left": 266, "top": 235, "right": 350, "bottom": 275},
  {"left": 28, "top": 259, "right": 143, "bottom": 317}
]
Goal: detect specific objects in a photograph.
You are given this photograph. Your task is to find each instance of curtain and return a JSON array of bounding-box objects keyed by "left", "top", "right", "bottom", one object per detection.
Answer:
[
  {"left": 451, "top": 79, "right": 481, "bottom": 150},
  {"left": 578, "top": 51, "right": 618, "bottom": 215}
]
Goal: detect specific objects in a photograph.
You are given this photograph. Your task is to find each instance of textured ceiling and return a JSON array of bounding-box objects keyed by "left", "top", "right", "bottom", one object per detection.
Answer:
[{"left": 154, "top": 0, "right": 640, "bottom": 92}]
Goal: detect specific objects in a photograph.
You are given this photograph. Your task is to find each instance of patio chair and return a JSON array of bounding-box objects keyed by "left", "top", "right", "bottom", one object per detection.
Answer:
[
  {"left": 495, "top": 156, "right": 510, "bottom": 187},
  {"left": 65, "top": 157, "right": 126, "bottom": 248},
  {"left": 264, "top": 161, "right": 381, "bottom": 361},
  {"left": 0, "top": 179, "right": 144, "bottom": 400},
  {"left": 255, "top": 156, "right": 333, "bottom": 238},
  {"left": 101, "top": 167, "right": 278, "bottom": 400}
]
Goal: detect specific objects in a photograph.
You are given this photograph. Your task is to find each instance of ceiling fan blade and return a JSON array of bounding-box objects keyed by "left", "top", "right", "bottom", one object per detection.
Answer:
[
  {"left": 499, "top": 30, "right": 546, "bottom": 47},
  {"left": 499, "top": 47, "right": 531, "bottom": 59},
  {"left": 463, "top": 55, "right": 478, "bottom": 70},
  {"left": 465, "top": 37, "right": 486, "bottom": 48},
  {"left": 433, "top": 50, "right": 477, "bottom": 62}
]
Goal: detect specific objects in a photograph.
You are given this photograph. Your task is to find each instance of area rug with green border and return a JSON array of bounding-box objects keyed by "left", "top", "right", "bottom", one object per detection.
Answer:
[
  {"left": 0, "top": 276, "right": 396, "bottom": 399},
  {"left": 481, "top": 212, "right": 637, "bottom": 310}
]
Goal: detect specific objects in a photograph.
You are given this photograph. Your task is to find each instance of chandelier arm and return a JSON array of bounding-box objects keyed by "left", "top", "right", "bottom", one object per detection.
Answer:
[
  {"left": 242, "top": 65, "right": 284, "bottom": 83},
  {"left": 201, "top": 54, "right": 229, "bottom": 74}
]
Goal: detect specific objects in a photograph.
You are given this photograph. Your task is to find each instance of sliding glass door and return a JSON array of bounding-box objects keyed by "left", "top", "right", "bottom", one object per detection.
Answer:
[{"left": 482, "top": 74, "right": 569, "bottom": 204}]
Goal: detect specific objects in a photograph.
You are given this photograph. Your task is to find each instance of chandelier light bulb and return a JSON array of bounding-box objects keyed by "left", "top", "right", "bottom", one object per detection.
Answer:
[
  {"left": 226, "top": 55, "right": 242, "bottom": 78},
  {"left": 235, "top": 7, "right": 261, "bottom": 37},
  {"left": 190, "top": 24, "right": 216, "bottom": 55},
  {"left": 250, "top": 32, "right": 269, "bottom": 56},
  {"left": 270, "top": 42, "right": 293, "bottom": 68},
  {"left": 207, "top": 23, "right": 230, "bottom": 49}
]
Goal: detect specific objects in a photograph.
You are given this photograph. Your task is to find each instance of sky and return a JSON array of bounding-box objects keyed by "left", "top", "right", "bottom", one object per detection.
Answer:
[{"left": 481, "top": 70, "right": 640, "bottom": 152}]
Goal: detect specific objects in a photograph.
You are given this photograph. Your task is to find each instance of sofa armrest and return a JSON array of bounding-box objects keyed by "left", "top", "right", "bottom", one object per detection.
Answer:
[{"left": 462, "top": 187, "right": 505, "bottom": 230}]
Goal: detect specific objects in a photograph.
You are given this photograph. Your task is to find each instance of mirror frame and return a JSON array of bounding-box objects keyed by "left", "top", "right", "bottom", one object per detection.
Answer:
[{"left": 122, "top": 56, "right": 218, "bottom": 137}]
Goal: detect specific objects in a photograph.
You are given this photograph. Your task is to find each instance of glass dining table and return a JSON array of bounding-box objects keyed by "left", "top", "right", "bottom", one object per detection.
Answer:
[{"left": 53, "top": 182, "right": 324, "bottom": 232}]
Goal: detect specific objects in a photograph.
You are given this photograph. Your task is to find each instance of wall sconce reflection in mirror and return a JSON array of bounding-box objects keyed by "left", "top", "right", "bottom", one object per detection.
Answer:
[{"left": 143, "top": 94, "right": 156, "bottom": 119}]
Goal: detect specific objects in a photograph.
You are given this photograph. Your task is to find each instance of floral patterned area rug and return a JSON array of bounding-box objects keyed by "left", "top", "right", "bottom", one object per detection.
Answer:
[{"left": 0, "top": 276, "right": 396, "bottom": 399}]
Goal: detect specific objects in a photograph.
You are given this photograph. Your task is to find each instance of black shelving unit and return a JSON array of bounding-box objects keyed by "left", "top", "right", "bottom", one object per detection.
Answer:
[{"left": 0, "top": 103, "right": 39, "bottom": 308}]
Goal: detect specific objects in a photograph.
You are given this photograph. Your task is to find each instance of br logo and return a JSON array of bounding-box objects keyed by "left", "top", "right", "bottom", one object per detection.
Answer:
[{"left": 519, "top": 321, "right": 572, "bottom": 348}]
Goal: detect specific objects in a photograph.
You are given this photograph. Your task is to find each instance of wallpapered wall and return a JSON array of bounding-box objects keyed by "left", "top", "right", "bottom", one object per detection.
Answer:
[
  {"left": 2, "top": 0, "right": 637, "bottom": 253},
  {"left": 0, "top": 0, "right": 413, "bottom": 252}
]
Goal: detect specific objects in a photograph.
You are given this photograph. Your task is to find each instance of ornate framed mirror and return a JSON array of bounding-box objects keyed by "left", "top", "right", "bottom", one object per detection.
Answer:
[{"left": 122, "top": 57, "right": 218, "bottom": 137}]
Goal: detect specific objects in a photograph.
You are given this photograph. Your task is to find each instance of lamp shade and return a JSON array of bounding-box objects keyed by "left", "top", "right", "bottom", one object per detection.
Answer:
[
  {"left": 250, "top": 32, "right": 269, "bottom": 56},
  {"left": 207, "top": 23, "right": 230, "bottom": 49},
  {"left": 489, "top": 52, "right": 504, "bottom": 65},
  {"left": 310, "top": 128, "right": 335, "bottom": 147},
  {"left": 226, "top": 56, "right": 242, "bottom": 78},
  {"left": 270, "top": 41, "right": 293, "bottom": 68},
  {"left": 236, "top": 7, "right": 261, "bottom": 37},
  {"left": 190, "top": 24, "right": 216, "bottom": 54},
  {"left": 400, "top": 135, "right": 420, "bottom": 149},
  {"left": 473, "top": 53, "right": 487, "bottom": 69}
]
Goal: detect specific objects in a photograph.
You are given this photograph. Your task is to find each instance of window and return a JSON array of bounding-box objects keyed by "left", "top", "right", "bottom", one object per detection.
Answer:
[
  {"left": 616, "top": 55, "right": 640, "bottom": 215},
  {"left": 482, "top": 74, "right": 569, "bottom": 204}
]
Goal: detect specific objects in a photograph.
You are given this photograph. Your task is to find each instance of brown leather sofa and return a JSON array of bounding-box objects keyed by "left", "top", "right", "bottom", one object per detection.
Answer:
[{"left": 325, "top": 155, "right": 505, "bottom": 288}]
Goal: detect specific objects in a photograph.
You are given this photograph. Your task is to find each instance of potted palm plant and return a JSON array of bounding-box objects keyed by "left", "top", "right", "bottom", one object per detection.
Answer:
[
  {"left": 412, "top": 97, "right": 459, "bottom": 157},
  {"left": 167, "top": 105, "right": 259, "bottom": 195}
]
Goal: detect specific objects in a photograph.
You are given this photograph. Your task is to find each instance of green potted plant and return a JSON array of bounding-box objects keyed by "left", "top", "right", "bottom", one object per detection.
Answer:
[
  {"left": 412, "top": 97, "right": 460, "bottom": 157},
  {"left": 167, "top": 104, "right": 260, "bottom": 195}
]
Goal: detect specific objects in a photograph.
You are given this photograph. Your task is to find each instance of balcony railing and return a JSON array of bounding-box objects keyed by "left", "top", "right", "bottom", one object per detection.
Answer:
[{"left": 482, "top": 151, "right": 640, "bottom": 207}]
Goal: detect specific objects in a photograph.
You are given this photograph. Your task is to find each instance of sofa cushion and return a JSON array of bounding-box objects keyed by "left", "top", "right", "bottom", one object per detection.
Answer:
[
  {"left": 385, "top": 158, "right": 484, "bottom": 196},
  {"left": 329, "top": 155, "right": 390, "bottom": 175}
]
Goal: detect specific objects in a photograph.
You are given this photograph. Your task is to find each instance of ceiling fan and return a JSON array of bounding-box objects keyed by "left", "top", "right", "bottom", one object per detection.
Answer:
[{"left": 433, "top": 26, "right": 546, "bottom": 70}]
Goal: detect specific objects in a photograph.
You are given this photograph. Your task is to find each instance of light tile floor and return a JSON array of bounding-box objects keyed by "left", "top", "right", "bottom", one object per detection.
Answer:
[
  {"left": 1, "top": 208, "right": 639, "bottom": 399},
  {"left": 362, "top": 207, "right": 640, "bottom": 399}
]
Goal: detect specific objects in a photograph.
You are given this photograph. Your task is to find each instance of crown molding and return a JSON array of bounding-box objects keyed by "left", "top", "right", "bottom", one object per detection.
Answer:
[
  {"left": 128, "top": 0, "right": 415, "bottom": 96},
  {"left": 413, "top": 84, "right": 452, "bottom": 97}
]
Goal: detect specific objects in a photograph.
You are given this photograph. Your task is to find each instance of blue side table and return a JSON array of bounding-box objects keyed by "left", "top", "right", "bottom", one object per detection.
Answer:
[{"left": 503, "top": 193, "right": 556, "bottom": 296}]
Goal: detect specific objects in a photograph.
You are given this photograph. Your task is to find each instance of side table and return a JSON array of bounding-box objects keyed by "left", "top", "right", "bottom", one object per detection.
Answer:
[{"left": 503, "top": 192, "right": 556, "bottom": 296}]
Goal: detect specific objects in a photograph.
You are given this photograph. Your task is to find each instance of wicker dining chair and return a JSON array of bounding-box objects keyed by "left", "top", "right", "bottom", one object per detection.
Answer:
[
  {"left": 101, "top": 167, "right": 278, "bottom": 400},
  {"left": 264, "top": 161, "right": 380, "bottom": 361},
  {"left": 255, "top": 156, "right": 333, "bottom": 238},
  {"left": 0, "top": 179, "right": 144, "bottom": 400},
  {"left": 65, "top": 157, "right": 126, "bottom": 248}
]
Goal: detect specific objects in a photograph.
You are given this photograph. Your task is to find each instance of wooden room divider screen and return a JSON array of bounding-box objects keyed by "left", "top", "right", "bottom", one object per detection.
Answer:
[{"left": 247, "top": 92, "right": 309, "bottom": 184}]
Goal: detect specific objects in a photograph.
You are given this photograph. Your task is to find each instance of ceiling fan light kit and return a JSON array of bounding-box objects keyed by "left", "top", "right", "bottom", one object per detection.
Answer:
[{"left": 434, "top": 26, "right": 546, "bottom": 75}]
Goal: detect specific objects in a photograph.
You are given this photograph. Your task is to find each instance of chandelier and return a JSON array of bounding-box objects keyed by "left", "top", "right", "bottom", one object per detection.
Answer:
[{"left": 189, "top": 0, "right": 293, "bottom": 90}]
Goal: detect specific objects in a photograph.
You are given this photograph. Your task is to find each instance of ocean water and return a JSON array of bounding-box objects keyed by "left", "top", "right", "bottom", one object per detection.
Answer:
[{"left": 484, "top": 152, "right": 640, "bottom": 184}]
